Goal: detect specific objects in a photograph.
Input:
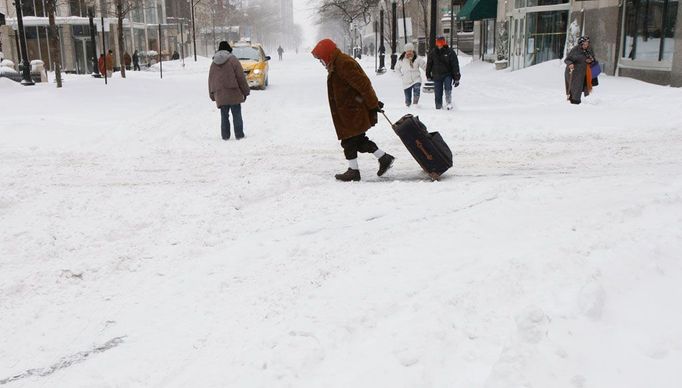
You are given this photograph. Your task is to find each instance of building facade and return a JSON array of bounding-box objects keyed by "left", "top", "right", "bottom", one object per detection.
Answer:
[
  {"left": 0, "top": 0, "right": 184, "bottom": 74},
  {"left": 494, "top": 0, "right": 682, "bottom": 86}
]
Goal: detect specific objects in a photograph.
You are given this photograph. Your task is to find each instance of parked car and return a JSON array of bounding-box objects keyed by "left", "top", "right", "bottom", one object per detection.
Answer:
[{"left": 232, "top": 43, "right": 270, "bottom": 89}]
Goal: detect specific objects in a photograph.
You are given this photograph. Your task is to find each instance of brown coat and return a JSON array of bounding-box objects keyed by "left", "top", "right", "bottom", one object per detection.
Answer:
[
  {"left": 208, "top": 50, "right": 250, "bottom": 107},
  {"left": 105, "top": 53, "right": 114, "bottom": 71},
  {"left": 326, "top": 49, "right": 380, "bottom": 140}
]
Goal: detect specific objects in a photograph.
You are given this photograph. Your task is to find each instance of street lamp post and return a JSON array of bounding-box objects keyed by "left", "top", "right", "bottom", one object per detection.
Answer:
[
  {"left": 190, "top": 0, "right": 200, "bottom": 61},
  {"left": 211, "top": 8, "right": 216, "bottom": 52},
  {"left": 179, "top": 20, "right": 185, "bottom": 67},
  {"left": 88, "top": 7, "right": 101, "bottom": 77},
  {"left": 13, "top": 0, "right": 34, "bottom": 85},
  {"left": 158, "top": 23, "right": 163, "bottom": 79},
  {"left": 349, "top": 22, "right": 354, "bottom": 57},
  {"left": 374, "top": 19, "right": 378, "bottom": 72},
  {"left": 356, "top": 25, "right": 362, "bottom": 59},
  {"left": 449, "top": 0, "right": 454, "bottom": 48},
  {"left": 101, "top": 16, "right": 107, "bottom": 85},
  {"left": 390, "top": 0, "right": 397, "bottom": 69},
  {"left": 378, "top": 8, "right": 385, "bottom": 73},
  {"left": 429, "top": 0, "right": 437, "bottom": 52}
]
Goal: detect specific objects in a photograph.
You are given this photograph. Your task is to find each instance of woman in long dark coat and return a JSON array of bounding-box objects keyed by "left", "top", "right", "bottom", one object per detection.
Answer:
[{"left": 565, "top": 36, "right": 596, "bottom": 105}]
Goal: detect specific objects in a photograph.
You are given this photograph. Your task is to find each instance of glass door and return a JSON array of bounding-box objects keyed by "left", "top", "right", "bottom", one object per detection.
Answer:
[
  {"left": 525, "top": 10, "right": 568, "bottom": 66},
  {"left": 510, "top": 12, "right": 526, "bottom": 70},
  {"left": 74, "top": 38, "right": 94, "bottom": 74}
]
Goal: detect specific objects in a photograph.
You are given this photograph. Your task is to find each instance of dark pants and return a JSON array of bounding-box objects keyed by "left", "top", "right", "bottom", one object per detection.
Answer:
[
  {"left": 133, "top": 63, "right": 140, "bottom": 71},
  {"left": 433, "top": 75, "right": 453, "bottom": 109},
  {"left": 220, "top": 104, "right": 244, "bottom": 140},
  {"left": 341, "top": 134, "right": 378, "bottom": 160}
]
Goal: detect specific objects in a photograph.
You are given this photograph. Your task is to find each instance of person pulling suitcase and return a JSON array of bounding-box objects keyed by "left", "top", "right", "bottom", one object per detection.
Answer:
[{"left": 311, "top": 38, "right": 395, "bottom": 182}]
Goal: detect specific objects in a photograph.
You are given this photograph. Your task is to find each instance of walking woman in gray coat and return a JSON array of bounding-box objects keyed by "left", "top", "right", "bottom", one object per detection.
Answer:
[
  {"left": 565, "top": 36, "right": 596, "bottom": 105},
  {"left": 208, "top": 41, "right": 250, "bottom": 140}
]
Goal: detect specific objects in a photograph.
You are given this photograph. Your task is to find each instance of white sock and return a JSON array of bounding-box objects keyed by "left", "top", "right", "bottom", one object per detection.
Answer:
[
  {"left": 373, "top": 150, "right": 386, "bottom": 159},
  {"left": 348, "top": 159, "right": 359, "bottom": 170}
]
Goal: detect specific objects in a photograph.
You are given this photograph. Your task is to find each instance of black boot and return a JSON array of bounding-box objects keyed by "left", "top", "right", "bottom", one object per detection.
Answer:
[
  {"left": 335, "top": 168, "right": 361, "bottom": 182},
  {"left": 377, "top": 154, "right": 395, "bottom": 176}
]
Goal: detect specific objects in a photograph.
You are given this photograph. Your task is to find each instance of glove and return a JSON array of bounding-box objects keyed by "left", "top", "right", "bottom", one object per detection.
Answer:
[
  {"left": 374, "top": 101, "right": 384, "bottom": 113},
  {"left": 453, "top": 79, "right": 460, "bottom": 88}
]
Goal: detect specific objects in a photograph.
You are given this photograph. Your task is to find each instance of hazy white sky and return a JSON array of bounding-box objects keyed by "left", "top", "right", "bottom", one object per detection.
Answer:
[{"left": 292, "top": 0, "right": 319, "bottom": 49}]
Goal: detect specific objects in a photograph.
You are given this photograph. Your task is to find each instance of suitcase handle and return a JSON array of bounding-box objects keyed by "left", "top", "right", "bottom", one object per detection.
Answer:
[{"left": 380, "top": 111, "right": 394, "bottom": 127}]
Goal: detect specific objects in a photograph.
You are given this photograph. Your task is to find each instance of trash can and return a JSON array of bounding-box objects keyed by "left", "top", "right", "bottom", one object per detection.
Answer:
[{"left": 30, "top": 59, "right": 48, "bottom": 82}]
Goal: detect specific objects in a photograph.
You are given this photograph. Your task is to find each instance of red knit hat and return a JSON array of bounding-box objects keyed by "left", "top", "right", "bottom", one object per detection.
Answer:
[{"left": 312, "top": 39, "right": 337, "bottom": 65}]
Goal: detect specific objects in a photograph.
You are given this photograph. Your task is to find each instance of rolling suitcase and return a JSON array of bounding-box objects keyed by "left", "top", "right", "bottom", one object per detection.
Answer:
[{"left": 382, "top": 112, "right": 453, "bottom": 180}]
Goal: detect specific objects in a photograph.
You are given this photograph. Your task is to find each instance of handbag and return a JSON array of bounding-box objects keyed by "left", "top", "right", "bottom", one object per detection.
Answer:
[{"left": 590, "top": 61, "right": 602, "bottom": 78}]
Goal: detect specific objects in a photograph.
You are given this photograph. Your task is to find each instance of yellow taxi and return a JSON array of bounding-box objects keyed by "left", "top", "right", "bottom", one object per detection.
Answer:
[{"left": 232, "top": 43, "right": 271, "bottom": 89}]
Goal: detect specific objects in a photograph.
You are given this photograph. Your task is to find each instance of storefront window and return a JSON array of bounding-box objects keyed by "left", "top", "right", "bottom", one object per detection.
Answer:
[
  {"left": 525, "top": 10, "right": 567, "bottom": 66},
  {"left": 72, "top": 25, "right": 91, "bottom": 37},
  {"left": 623, "top": 0, "right": 678, "bottom": 61},
  {"left": 516, "top": 0, "right": 568, "bottom": 7},
  {"left": 25, "top": 26, "right": 40, "bottom": 59},
  {"left": 69, "top": 0, "right": 88, "bottom": 17},
  {"left": 145, "top": 0, "right": 158, "bottom": 24},
  {"left": 22, "top": 0, "right": 36, "bottom": 16},
  {"left": 124, "top": 30, "right": 133, "bottom": 53},
  {"left": 527, "top": 0, "right": 569, "bottom": 6},
  {"left": 131, "top": 3, "right": 144, "bottom": 23},
  {"left": 156, "top": 1, "right": 164, "bottom": 23},
  {"left": 134, "top": 28, "right": 146, "bottom": 51}
]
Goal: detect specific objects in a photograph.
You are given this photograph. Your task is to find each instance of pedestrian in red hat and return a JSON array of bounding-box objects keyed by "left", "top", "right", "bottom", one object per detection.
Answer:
[
  {"left": 312, "top": 38, "right": 395, "bottom": 182},
  {"left": 426, "top": 36, "right": 460, "bottom": 110}
]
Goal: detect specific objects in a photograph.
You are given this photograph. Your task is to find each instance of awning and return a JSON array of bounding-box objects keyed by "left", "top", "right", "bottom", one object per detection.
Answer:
[{"left": 457, "top": 0, "right": 497, "bottom": 21}]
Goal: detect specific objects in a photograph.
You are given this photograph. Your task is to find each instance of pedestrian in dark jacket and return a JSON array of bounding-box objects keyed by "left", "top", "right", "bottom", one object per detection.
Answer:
[
  {"left": 132, "top": 50, "right": 140, "bottom": 71},
  {"left": 311, "top": 38, "right": 395, "bottom": 182},
  {"left": 172, "top": 50, "right": 180, "bottom": 60},
  {"left": 564, "top": 36, "right": 595, "bottom": 104},
  {"left": 277, "top": 46, "right": 284, "bottom": 60},
  {"left": 208, "top": 41, "right": 250, "bottom": 140},
  {"left": 426, "top": 36, "right": 460, "bottom": 110}
]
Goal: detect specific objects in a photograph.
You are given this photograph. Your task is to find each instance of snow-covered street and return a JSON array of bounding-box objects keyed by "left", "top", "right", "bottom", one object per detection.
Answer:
[{"left": 2, "top": 53, "right": 682, "bottom": 387}]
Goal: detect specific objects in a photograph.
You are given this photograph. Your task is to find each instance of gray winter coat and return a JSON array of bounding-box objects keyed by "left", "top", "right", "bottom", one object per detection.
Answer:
[
  {"left": 208, "top": 50, "right": 250, "bottom": 107},
  {"left": 564, "top": 45, "right": 595, "bottom": 102}
]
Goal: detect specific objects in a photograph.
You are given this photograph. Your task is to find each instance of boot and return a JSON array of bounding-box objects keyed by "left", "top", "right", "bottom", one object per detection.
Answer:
[
  {"left": 377, "top": 153, "right": 395, "bottom": 176},
  {"left": 413, "top": 95, "right": 420, "bottom": 106},
  {"left": 335, "top": 168, "right": 361, "bottom": 182}
]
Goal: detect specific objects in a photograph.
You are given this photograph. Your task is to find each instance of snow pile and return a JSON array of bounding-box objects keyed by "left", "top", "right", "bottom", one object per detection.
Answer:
[
  {"left": 0, "top": 76, "right": 21, "bottom": 88},
  {"left": 1, "top": 52, "right": 681, "bottom": 388}
]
